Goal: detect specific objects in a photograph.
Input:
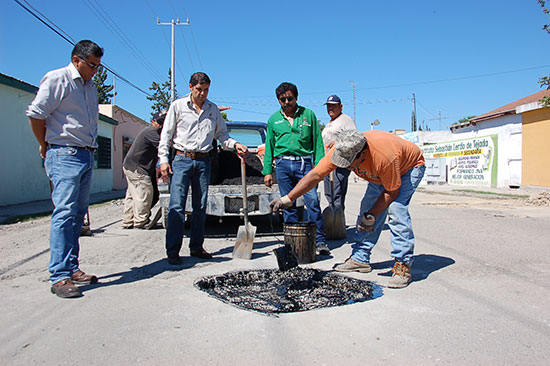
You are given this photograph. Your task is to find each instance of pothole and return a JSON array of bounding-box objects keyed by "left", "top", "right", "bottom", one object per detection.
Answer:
[{"left": 194, "top": 267, "right": 375, "bottom": 314}]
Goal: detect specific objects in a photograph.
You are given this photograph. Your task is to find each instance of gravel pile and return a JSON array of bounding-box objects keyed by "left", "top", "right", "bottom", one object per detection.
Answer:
[{"left": 525, "top": 190, "right": 550, "bottom": 206}]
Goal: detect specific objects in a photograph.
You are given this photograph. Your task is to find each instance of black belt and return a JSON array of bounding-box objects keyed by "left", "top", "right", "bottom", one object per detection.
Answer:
[{"left": 49, "top": 144, "right": 96, "bottom": 152}]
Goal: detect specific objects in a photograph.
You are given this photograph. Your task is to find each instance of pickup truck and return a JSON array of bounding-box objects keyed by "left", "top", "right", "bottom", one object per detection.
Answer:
[{"left": 156, "top": 121, "right": 305, "bottom": 228}]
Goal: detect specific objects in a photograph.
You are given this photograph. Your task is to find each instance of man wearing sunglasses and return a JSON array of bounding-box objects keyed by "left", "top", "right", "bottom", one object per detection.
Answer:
[
  {"left": 262, "top": 82, "right": 328, "bottom": 255},
  {"left": 26, "top": 40, "right": 104, "bottom": 298}
]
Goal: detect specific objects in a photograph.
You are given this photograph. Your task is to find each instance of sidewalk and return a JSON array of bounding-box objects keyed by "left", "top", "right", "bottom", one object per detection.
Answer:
[{"left": 0, "top": 189, "right": 126, "bottom": 224}]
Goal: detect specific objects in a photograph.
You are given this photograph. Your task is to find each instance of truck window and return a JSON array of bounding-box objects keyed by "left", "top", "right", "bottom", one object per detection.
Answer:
[{"left": 227, "top": 128, "right": 264, "bottom": 148}]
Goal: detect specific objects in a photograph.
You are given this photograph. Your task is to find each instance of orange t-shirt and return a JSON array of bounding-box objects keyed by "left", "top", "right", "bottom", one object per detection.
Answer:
[{"left": 314, "top": 131, "right": 425, "bottom": 191}]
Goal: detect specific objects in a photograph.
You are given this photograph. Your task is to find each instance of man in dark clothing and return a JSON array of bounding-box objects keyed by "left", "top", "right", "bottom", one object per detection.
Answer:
[{"left": 122, "top": 111, "right": 166, "bottom": 228}]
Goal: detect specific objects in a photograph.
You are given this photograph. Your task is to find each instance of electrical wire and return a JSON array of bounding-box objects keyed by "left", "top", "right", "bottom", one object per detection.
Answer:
[
  {"left": 14, "top": 0, "right": 151, "bottom": 97},
  {"left": 82, "top": 0, "right": 163, "bottom": 81},
  {"left": 176, "top": 0, "right": 203, "bottom": 70}
]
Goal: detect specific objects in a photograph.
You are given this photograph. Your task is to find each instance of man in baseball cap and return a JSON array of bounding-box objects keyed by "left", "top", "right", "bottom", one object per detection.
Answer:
[
  {"left": 270, "top": 129, "right": 426, "bottom": 289},
  {"left": 321, "top": 95, "right": 357, "bottom": 219},
  {"left": 121, "top": 110, "right": 167, "bottom": 229}
]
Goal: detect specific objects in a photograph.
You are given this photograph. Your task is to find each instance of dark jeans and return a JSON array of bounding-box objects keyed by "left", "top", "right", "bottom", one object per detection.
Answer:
[
  {"left": 275, "top": 156, "right": 326, "bottom": 245},
  {"left": 166, "top": 155, "right": 211, "bottom": 256},
  {"left": 323, "top": 167, "right": 351, "bottom": 211}
]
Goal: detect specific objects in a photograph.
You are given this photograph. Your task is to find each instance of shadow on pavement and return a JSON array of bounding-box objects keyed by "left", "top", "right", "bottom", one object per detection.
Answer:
[
  {"left": 80, "top": 255, "right": 232, "bottom": 294},
  {"left": 373, "top": 254, "right": 455, "bottom": 284}
]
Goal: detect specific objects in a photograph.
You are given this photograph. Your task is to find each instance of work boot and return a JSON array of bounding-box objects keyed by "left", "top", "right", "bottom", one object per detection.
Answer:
[
  {"left": 388, "top": 261, "right": 412, "bottom": 289},
  {"left": 333, "top": 258, "right": 372, "bottom": 273},
  {"left": 316, "top": 243, "right": 331, "bottom": 256}
]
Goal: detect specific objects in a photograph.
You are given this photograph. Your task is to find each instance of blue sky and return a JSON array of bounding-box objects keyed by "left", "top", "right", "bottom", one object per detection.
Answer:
[{"left": 2, "top": 0, "right": 549, "bottom": 132}]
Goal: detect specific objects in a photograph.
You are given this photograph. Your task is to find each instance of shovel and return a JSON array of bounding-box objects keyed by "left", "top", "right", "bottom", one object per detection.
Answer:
[
  {"left": 322, "top": 171, "right": 347, "bottom": 239},
  {"left": 233, "top": 155, "right": 257, "bottom": 259}
]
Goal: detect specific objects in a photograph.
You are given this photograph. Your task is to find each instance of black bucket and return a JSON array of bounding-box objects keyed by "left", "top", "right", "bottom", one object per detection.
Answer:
[{"left": 283, "top": 222, "right": 316, "bottom": 264}]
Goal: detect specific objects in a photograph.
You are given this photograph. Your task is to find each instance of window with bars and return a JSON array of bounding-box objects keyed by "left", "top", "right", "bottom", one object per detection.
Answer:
[{"left": 94, "top": 136, "right": 111, "bottom": 169}]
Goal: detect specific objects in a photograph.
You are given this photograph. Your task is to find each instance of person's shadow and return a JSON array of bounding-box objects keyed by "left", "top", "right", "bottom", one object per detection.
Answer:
[
  {"left": 372, "top": 253, "right": 455, "bottom": 283},
  {"left": 78, "top": 254, "right": 232, "bottom": 295}
]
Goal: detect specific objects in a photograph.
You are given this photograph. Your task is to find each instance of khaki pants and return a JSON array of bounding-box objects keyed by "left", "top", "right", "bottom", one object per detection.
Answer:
[{"left": 122, "top": 167, "right": 154, "bottom": 228}]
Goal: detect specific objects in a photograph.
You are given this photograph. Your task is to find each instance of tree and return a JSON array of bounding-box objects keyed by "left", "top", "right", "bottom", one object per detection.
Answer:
[
  {"left": 147, "top": 69, "right": 176, "bottom": 117},
  {"left": 451, "top": 115, "right": 476, "bottom": 126},
  {"left": 539, "top": 0, "right": 550, "bottom": 107},
  {"left": 93, "top": 66, "right": 114, "bottom": 104}
]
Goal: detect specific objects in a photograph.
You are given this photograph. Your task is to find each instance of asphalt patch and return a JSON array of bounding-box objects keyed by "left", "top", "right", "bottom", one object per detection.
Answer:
[{"left": 194, "top": 267, "right": 374, "bottom": 314}]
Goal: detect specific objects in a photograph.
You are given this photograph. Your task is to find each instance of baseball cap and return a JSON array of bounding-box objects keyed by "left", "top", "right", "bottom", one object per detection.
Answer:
[
  {"left": 324, "top": 95, "right": 341, "bottom": 105},
  {"left": 330, "top": 130, "right": 367, "bottom": 168},
  {"left": 152, "top": 110, "right": 167, "bottom": 125}
]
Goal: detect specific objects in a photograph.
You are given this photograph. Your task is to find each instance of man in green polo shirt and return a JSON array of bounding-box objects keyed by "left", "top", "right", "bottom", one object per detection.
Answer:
[{"left": 262, "top": 82, "right": 329, "bottom": 255}]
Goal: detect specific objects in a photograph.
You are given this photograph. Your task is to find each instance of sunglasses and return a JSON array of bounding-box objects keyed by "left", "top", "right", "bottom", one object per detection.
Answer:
[
  {"left": 78, "top": 57, "right": 101, "bottom": 70},
  {"left": 279, "top": 96, "right": 295, "bottom": 103}
]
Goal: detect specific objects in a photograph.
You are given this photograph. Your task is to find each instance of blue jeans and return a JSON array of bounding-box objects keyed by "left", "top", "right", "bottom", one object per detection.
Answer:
[
  {"left": 166, "top": 155, "right": 211, "bottom": 256},
  {"left": 323, "top": 167, "right": 351, "bottom": 211},
  {"left": 351, "top": 165, "right": 425, "bottom": 265},
  {"left": 44, "top": 146, "right": 93, "bottom": 284},
  {"left": 275, "top": 156, "right": 326, "bottom": 245}
]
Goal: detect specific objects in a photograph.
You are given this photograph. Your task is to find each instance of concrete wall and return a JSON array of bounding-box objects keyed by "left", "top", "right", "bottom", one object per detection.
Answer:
[
  {"left": 0, "top": 78, "right": 51, "bottom": 205},
  {"left": 0, "top": 74, "right": 117, "bottom": 206},
  {"left": 521, "top": 108, "right": 550, "bottom": 187},
  {"left": 438, "top": 114, "right": 522, "bottom": 188},
  {"left": 99, "top": 105, "right": 148, "bottom": 190}
]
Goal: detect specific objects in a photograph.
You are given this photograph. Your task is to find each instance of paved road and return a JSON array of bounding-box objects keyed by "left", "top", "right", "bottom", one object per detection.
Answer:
[{"left": 1, "top": 182, "right": 549, "bottom": 365}]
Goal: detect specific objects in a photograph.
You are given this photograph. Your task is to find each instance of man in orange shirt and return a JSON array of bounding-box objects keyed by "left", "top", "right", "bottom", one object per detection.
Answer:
[{"left": 270, "top": 130, "right": 425, "bottom": 288}]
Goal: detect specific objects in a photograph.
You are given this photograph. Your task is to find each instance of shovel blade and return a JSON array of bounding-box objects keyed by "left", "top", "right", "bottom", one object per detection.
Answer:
[
  {"left": 322, "top": 207, "right": 347, "bottom": 240},
  {"left": 233, "top": 223, "right": 257, "bottom": 259}
]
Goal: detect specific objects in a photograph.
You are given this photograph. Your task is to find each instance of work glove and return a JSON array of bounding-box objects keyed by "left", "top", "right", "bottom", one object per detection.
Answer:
[
  {"left": 358, "top": 213, "right": 376, "bottom": 233},
  {"left": 270, "top": 195, "right": 292, "bottom": 212}
]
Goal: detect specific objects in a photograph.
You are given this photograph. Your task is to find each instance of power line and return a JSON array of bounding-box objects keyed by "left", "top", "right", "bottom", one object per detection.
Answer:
[
  {"left": 14, "top": 0, "right": 151, "bottom": 97},
  {"left": 144, "top": 0, "right": 188, "bottom": 84},
  {"left": 82, "top": 0, "right": 163, "bottom": 81},
  {"left": 176, "top": 0, "right": 203, "bottom": 70},
  {"left": 166, "top": 0, "right": 195, "bottom": 71}
]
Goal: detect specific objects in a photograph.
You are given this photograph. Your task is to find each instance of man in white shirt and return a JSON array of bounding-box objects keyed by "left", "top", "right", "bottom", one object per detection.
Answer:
[
  {"left": 159, "top": 72, "right": 248, "bottom": 265},
  {"left": 321, "top": 95, "right": 357, "bottom": 212},
  {"left": 26, "top": 40, "right": 103, "bottom": 298}
]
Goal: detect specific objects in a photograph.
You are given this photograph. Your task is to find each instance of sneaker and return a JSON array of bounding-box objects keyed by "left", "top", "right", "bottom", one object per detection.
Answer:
[
  {"left": 333, "top": 258, "right": 372, "bottom": 273},
  {"left": 316, "top": 243, "right": 331, "bottom": 256},
  {"left": 388, "top": 261, "right": 412, "bottom": 289}
]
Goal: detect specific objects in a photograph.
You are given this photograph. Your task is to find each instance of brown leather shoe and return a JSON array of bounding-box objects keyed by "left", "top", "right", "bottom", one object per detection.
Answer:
[
  {"left": 167, "top": 254, "right": 183, "bottom": 265},
  {"left": 190, "top": 249, "right": 213, "bottom": 260},
  {"left": 71, "top": 270, "right": 98, "bottom": 285},
  {"left": 51, "top": 279, "right": 81, "bottom": 298}
]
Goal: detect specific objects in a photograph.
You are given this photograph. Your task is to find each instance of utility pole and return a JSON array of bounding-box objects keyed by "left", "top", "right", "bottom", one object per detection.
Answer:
[
  {"left": 428, "top": 110, "right": 449, "bottom": 130},
  {"left": 112, "top": 75, "right": 116, "bottom": 105},
  {"left": 411, "top": 93, "right": 417, "bottom": 132},
  {"left": 157, "top": 17, "right": 190, "bottom": 103},
  {"left": 351, "top": 81, "right": 356, "bottom": 123}
]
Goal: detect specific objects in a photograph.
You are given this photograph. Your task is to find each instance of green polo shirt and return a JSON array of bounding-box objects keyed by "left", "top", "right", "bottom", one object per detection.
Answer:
[{"left": 262, "top": 105, "right": 325, "bottom": 175}]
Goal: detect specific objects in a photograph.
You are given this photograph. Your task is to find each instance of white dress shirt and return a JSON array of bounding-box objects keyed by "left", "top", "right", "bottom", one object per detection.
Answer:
[
  {"left": 158, "top": 94, "right": 236, "bottom": 164},
  {"left": 26, "top": 63, "right": 99, "bottom": 148}
]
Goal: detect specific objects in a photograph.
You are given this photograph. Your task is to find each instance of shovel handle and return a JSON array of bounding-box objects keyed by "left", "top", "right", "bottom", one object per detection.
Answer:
[{"left": 240, "top": 155, "right": 249, "bottom": 225}]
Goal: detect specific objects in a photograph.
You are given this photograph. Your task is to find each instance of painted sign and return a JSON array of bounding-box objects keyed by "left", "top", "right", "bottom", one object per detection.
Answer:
[{"left": 420, "top": 135, "right": 498, "bottom": 187}]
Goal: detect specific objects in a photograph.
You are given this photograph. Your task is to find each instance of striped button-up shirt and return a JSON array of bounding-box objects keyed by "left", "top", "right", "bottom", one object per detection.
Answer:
[
  {"left": 26, "top": 63, "right": 98, "bottom": 148},
  {"left": 158, "top": 94, "right": 236, "bottom": 164}
]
